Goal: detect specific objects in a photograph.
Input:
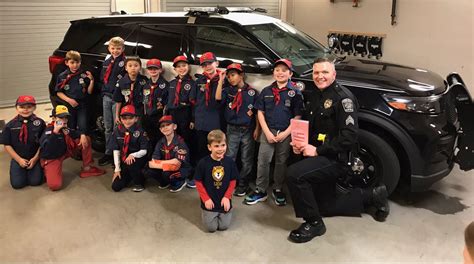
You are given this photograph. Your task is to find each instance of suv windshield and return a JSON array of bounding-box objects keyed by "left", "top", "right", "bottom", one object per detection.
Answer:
[{"left": 244, "top": 22, "right": 331, "bottom": 74}]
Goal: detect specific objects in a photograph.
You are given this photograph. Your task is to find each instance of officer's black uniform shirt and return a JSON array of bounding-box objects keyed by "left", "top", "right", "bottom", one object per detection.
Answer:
[
  {"left": 3, "top": 115, "right": 45, "bottom": 159},
  {"left": 40, "top": 125, "right": 81, "bottom": 160},
  {"left": 303, "top": 81, "right": 358, "bottom": 158},
  {"left": 113, "top": 74, "right": 148, "bottom": 116},
  {"left": 55, "top": 69, "right": 91, "bottom": 101},
  {"left": 100, "top": 53, "right": 126, "bottom": 95},
  {"left": 194, "top": 155, "right": 239, "bottom": 213},
  {"left": 143, "top": 77, "right": 168, "bottom": 116}
]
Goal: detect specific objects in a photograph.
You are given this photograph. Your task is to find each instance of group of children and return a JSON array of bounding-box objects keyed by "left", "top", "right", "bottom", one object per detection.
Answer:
[{"left": 3, "top": 36, "right": 304, "bottom": 232}]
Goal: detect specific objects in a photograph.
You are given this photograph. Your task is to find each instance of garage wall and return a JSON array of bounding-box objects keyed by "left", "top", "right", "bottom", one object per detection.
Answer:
[
  {"left": 161, "top": 0, "right": 281, "bottom": 18},
  {"left": 0, "top": 0, "right": 111, "bottom": 107},
  {"left": 285, "top": 0, "right": 474, "bottom": 96}
]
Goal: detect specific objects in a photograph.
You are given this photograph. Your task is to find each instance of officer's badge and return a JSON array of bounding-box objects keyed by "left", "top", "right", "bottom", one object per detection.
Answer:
[
  {"left": 140, "top": 80, "right": 146, "bottom": 86},
  {"left": 184, "top": 84, "right": 191, "bottom": 91},
  {"left": 342, "top": 98, "right": 354, "bottom": 113},
  {"left": 324, "top": 99, "right": 333, "bottom": 109},
  {"left": 248, "top": 89, "right": 255, "bottom": 96},
  {"left": 248, "top": 104, "right": 253, "bottom": 109},
  {"left": 133, "top": 131, "right": 140, "bottom": 138},
  {"left": 228, "top": 102, "right": 233, "bottom": 109},
  {"left": 177, "top": 148, "right": 187, "bottom": 161},
  {"left": 143, "top": 89, "right": 151, "bottom": 96},
  {"left": 285, "top": 99, "right": 291, "bottom": 107},
  {"left": 288, "top": 90, "right": 296, "bottom": 97},
  {"left": 159, "top": 83, "right": 166, "bottom": 89},
  {"left": 345, "top": 115, "right": 355, "bottom": 126},
  {"left": 118, "top": 61, "right": 124, "bottom": 67},
  {"left": 212, "top": 166, "right": 225, "bottom": 189},
  {"left": 33, "top": 120, "right": 41, "bottom": 126},
  {"left": 122, "top": 89, "right": 131, "bottom": 96},
  {"left": 81, "top": 73, "right": 87, "bottom": 78},
  {"left": 64, "top": 84, "right": 70, "bottom": 90}
]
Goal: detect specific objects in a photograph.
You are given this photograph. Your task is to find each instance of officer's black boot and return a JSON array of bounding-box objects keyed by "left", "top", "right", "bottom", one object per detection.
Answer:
[
  {"left": 362, "top": 185, "right": 390, "bottom": 222},
  {"left": 288, "top": 220, "right": 326, "bottom": 243}
]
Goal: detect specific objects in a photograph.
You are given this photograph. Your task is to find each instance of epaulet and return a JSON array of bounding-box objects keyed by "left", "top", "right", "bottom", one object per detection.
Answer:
[{"left": 334, "top": 82, "right": 354, "bottom": 99}]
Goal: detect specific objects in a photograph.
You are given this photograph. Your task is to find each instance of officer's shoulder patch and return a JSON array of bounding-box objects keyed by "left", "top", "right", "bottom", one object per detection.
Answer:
[
  {"left": 341, "top": 98, "right": 354, "bottom": 113},
  {"left": 133, "top": 130, "right": 141, "bottom": 138},
  {"left": 345, "top": 115, "right": 355, "bottom": 126}
]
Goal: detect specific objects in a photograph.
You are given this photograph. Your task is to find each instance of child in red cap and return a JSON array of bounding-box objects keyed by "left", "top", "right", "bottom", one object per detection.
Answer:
[
  {"left": 40, "top": 105, "right": 105, "bottom": 191},
  {"left": 3, "top": 95, "right": 45, "bottom": 189}
]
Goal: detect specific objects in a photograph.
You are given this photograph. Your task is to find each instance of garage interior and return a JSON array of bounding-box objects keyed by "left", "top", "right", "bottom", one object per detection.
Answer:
[{"left": 0, "top": 0, "right": 473, "bottom": 262}]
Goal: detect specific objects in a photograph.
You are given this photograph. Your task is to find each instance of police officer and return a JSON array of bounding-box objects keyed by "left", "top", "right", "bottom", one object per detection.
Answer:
[{"left": 286, "top": 58, "right": 389, "bottom": 243}]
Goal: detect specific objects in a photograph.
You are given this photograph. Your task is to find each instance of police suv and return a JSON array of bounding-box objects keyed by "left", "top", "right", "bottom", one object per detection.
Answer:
[{"left": 48, "top": 7, "right": 473, "bottom": 194}]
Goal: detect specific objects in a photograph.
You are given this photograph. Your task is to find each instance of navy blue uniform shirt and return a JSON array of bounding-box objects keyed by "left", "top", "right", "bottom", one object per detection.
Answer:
[
  {"left": 113, "top": 74, "right": 148, "bottom": 116},
  {"left": 3, "top": 115, "right": 45, "bottom": 159},
  {"left": 166, "top": 75, "right": 196, "bottom": 110},
  {"left": 100, "top": 53, "right": 126, "bottom": 95},
  {"left": 194, "top": 73, "right": 225, "bottom": 131},
  {"left": 55, "top": 69, "right": 91, "bottom": 101},
  {"left": 254, "top": 81, "right": 304, "bottom": 131},
  {"left": 143, "top": 77, "right": 168, "bottom": 116},
  {"left": 194, "top": 155, "right": 239, "bottom": 213},
  {"left": 40, "top": 125, "right": 81, "bottom": 160},
  {"left": 108, "top": 124, "right": 149, "bottom": 155},
  {"left": 152, "top": 134, "right": 191, "bottom": 177},
  {"left": 223, "top": 83, "right": 258, "bottom": 127}
]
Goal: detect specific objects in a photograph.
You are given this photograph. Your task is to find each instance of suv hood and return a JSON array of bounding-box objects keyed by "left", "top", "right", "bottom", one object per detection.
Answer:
[{"left": 334, "top": 58, "right": 446, "bottom": 96}]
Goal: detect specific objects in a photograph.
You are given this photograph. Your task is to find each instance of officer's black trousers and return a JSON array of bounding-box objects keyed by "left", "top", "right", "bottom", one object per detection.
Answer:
[
  {"left": 111, "top": 157, "right": 147, "bottom": 192},
  {"left": 287, "top": 156, "right": 364, "bottom": 221}
]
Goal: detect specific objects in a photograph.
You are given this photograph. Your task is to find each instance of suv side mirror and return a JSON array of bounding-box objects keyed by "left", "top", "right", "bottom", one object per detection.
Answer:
[{"left": 242, "top": 58, "right": 272, "bottom": 74}]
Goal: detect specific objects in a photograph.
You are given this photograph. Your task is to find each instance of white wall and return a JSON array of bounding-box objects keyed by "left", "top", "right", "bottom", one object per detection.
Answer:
[{"left": 286, "top": 0, "right": 474, "bottom": 96}]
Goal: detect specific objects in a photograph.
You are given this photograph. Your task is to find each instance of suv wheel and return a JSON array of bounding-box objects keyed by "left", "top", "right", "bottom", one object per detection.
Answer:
[
  {"left": 338, "top": 130, "right": 400, "bottom": 195},
  {"left": 90, "top": 115, "right": 106, "bottom": 152}
]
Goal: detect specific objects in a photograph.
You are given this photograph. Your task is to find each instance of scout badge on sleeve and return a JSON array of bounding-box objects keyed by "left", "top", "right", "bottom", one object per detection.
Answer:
[
  {"left": 177, "top": 148, "right": 187, "bottom": 161},
  {"left": 122, "top": 88, "right": 131, "bottom": 103}
]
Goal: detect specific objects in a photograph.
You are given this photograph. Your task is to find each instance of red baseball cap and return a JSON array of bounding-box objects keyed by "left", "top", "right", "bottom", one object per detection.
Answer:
[
  {"left": 159, "top": 115, "right": 174, "bottom": 124},
  {"left": 146, "top": 58, "right": 162, "bottom": 69},
  {"left": 120, "top": 105, "right": 137, "bottom": 116},
  {"left": 16, "top": 95, "right": 36, "bottom": 106},
  {"left": 172, "top": 55, "right": 188, "bottom": 67},
  {"left": 199, "top": 52, "right": 217, "bottom": 65},
  {"left": 274, "top": 59, "right": 294, "bottom": 71},
  {"left": 226, "top": 63, "right": 243, "bottom": 73}
]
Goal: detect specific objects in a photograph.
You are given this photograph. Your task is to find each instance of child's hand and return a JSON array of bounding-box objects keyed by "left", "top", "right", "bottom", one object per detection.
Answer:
[
  {"left": 53, "top": 120, "right": 66, "bottom": 134},
  {"left": 265, "top": 131, "right": 277, "bottom": 143},
  {"left": 68, "top": 98, "right": 79, "bottom": 108},
  {"left": 125, "top": 155, "right": 135, "bottom": 165},
  {"left": 26, "top": 156, "right": 39, "bottom": 169},
  {"left": 221, "top": 197, "right": 231, "bottom": 212},
  {"left": 112, "top": 171, "right": 121, "bottom": 181},
  {"left": 253, "top": 128, "right": 261, "bottom": 141},
  {"left": 17, "top": 158, "right": 29, "bottom": 168},
  {"left": 157, "top": 102, "right": 164, "bottom": 109},
  {"left": 204, "top": 199, "right": 214, "bottom": 210},
  {"left": 115, "top": 117, "right": 121, "bottom": 125},
  {"left": 275, "top": 131, "right": 289, "bottom": 142},
  {"left": 189, "top": 122, "right": 194, "bottom": 130},
  {"left": 78, "top": 135, "right": 89, "bottom": 149},
  {"left": 86, "top": 71, "right": 94, "bottom": 81},
  {"left": 168, "top": 158, "right": 181, "bottom": 167},
  {"left": 218, "top": 71, "right": 226, "bottom": 84}
]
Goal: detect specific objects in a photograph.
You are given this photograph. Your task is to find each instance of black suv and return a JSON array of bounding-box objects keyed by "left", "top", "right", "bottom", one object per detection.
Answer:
[{"left": 48, "top": 7, "right": 473, "bottom": 193}]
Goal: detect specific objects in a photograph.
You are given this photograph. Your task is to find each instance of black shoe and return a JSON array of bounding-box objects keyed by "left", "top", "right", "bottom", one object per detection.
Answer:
[
  {"left": 132, "top": 184, "right": 145, "bottom": 192},
  {"left": 234, "top": 185, "right": 249, "bottom": 197},
  {"left": 289, "top": 221, "right": 326, "bottom": 243},
  {"left": 371, "top": 185, "right": 390, "bottom": 222},
  {"left": 272, "top": 189, "right": 287, "bottom": 206},
  {"left": 98, "top": 155, "right": 113, "bottom": 166}
]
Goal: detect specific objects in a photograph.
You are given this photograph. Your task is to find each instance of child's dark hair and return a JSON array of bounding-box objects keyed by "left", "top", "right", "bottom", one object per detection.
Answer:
[
  {"left": 125, "top": 56, "right": 142, "bottom": 67},
  {"left": 207, "top": 129, "right": 226, "bottom": 145}
]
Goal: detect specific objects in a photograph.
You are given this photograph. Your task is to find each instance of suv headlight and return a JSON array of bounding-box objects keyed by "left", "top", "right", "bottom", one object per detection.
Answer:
[{"left": 382, "top": 94, "right": 442, "bottom": 114}]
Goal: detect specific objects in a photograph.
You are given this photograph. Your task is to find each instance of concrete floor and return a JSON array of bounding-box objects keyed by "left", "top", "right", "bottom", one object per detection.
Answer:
[{"left": 0, "top": 103, "right": 473, "bottom": 262}]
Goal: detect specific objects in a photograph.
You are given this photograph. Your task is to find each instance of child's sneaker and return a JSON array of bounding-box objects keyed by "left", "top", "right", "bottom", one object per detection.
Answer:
[
  {"left": 244, "top": 190, "right": 267, "bottom": 205},
  {"left": 272, "top": 189, "right": 287, "bottom": 206},
  {"left": 80, "top": 166, "right": 105, "bottom": 178},
  {"left": 186, "top": 179, "right": 196, "bottom": 188},
  {"left": 170, "top": 180, "right": 186, "bottom": 193},
  {"left": 132, "top": 184, "right": 145, "bottom": 192},
  {"left": 158, "top": 182, "right": 170, "bottom": 189},
  {"left": 234, "top": 185, "right": 249, "bottom": 197}
]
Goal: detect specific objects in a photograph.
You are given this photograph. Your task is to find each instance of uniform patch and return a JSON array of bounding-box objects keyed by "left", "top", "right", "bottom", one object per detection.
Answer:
[
  {"left": 64, "top": 84, "right": 70, "bottom": 91},
  {"left": 285, "top": 99, "right": 291, "bottom": 107},
  {"left": 118, "top": 61, "right": 124, "bottom": 67},
  {"left": 199, "top": 84, "right": 205, "bottom": 92},
  {"left": 212, "top": 166, "right": 225, "bottom": 189},
  {"left": 79, "top": 78, "right": 85, "bottom": 85},
  {"left": 295, "top": 81, "right": 305, "bottom": 91},
  {"left": 345, "top": 115, "right": 355, "bottom": 126},
  {"left": 143, "top": 131, "right": 148, "bottom": 138},
  {"left": 324, "top": 99, "right": 333, "bottom": 109},
  {"left": 342, "top": 98, "right": 354, "bottom": 113},
  {"left": 140, "top": 80, "right": 146, "bottom": 86},
  {"left": 131, "top": 131, "right": 139, "bottom": 138},
  {"left": 177, "top": 148, "right": 187, "bottom": 160},
  {"left": 33, "top": 120, "right": 41, "bottom": 126},
  {"left": 117, "top": 74, "right": 123, "bottom": 79},
  {"left": 228, "top": 102, "right": 233, "bottom": 109},
  {"left": 184, "top": 83, "right": 191, "bottom": 91},
  {"left": 288, "top": 90, "right": 296, "bottom": 97},
  {"left": 81, "top": 73, "right": 87, "bottom": 78},
  {"left": 143, "top": 89, "right": 151, "bottom": 96},
  {"left": 45, "top": 131, "right": 52, "bottom": 135},
  {"left": 248, "top": 89, "right": 255, "bottom": 96},
  {"left": 159, "top": 83, "right": 166, "bottom": 89},
  {"left": 121, "top": 89, "right": 131, "bottom": 96},
  {"left": 248, "top": 104, "right": 253, "bottom": 109}
]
